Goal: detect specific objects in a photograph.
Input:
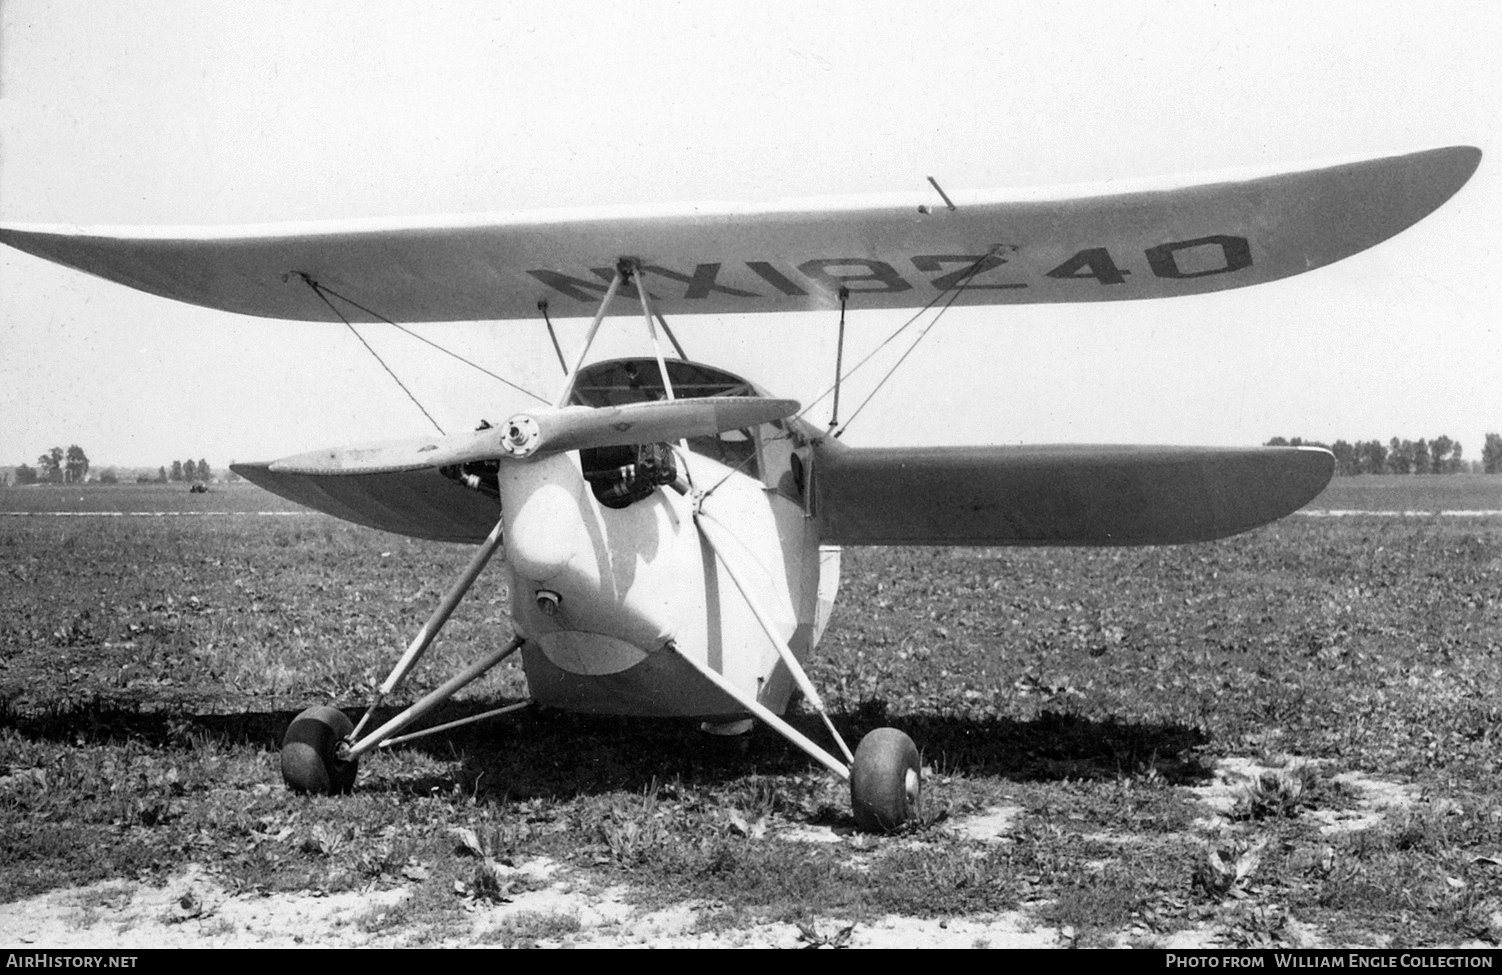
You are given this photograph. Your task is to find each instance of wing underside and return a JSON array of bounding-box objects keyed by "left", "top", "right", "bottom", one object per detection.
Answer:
[
  {"left": 233, "top": 461, "right": 500, "bottom": 543},
  {"left": 812, "top": 444, "right": 1334, "bottom": 546},
  {"left": 0, "top": 147, "right": 1480, "bottom": 321}
]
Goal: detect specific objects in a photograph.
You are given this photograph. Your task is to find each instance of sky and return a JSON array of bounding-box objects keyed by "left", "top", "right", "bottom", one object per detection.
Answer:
[{"left": 1, "top": 1, "right": 1498, "bottom": 471}]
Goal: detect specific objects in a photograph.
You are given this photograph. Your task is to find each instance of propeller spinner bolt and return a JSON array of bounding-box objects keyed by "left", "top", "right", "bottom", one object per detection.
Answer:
[{"left": 500, "top": 414, "right": 541, "bottom": 457}]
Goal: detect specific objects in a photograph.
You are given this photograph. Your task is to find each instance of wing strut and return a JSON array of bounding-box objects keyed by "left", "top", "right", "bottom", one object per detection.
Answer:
[
  {"left": 827, "top": 286, "right": 850, "bottom": 432},
  {"left": 536, "top": 300, "right": 569, "bottom": 374},
  {"left": 552, "top": 258, "right": 691, "bottom": 408},
  {"left": 555, "top": 263, "right": 628, "bottom": 407},
  {"left": 634, "top": 264, "right": 677, "bottom": 402}
]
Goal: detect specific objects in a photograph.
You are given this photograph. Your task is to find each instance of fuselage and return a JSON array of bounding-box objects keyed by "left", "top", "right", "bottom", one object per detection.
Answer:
[{"left": 501, "top": 358, "right": 839, "bottom": 719}]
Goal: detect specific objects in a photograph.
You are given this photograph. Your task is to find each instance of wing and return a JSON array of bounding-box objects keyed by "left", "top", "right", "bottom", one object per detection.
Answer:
[
  {"left": 811, "top": 444, "right": 1334, "bottom": 546},
  {"left": 0, "top": 146, "right": 1478, "bottom": 321},
  {"left": 232, "top": 436, "right": 501, "bottom": 543}
]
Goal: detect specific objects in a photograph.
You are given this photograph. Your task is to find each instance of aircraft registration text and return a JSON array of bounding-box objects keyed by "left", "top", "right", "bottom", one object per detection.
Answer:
[{"left": 527, "top": 235, "right": 1253, "bottom": 304}]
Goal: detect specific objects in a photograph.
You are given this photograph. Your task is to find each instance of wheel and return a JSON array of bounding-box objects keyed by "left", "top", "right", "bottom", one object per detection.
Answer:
[
  {"left": 849, "top": 727, "right": 921, "bottom": 832},
  {"left": 281, "top": 705, "right": 358, "bottom": 794}
]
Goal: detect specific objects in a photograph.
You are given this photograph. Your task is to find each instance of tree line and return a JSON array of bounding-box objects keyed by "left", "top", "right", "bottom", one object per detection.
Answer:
[
  {"left": 1266, "top": 434, "right": 1502, "bottom": 475},
  {"left": 158, "top": 459, "right": 214, "bottom": 483},
  {"left": 12, "top": 445, "right": 90, "bottom": 485},
  {"left": 11, "top": 448, "right": 214, "bottom": 485}
]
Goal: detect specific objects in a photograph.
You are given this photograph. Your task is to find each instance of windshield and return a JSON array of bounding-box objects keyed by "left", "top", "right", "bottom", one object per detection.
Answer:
[{"left": 569, "top": 358, "right": 762, "bottom": 477}]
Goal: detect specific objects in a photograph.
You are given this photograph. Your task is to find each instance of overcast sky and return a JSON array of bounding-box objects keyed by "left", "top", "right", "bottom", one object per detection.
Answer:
[{"left": 2, "top": 1, "right": 1497, "bottom": 470}]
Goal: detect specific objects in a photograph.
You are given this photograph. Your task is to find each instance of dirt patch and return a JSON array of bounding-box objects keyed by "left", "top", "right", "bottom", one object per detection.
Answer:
[
  {"left": 0, "top": 759, "right": 1449, "bottom": 949},
  {"left": 0, "top": 862, "right": 1063, "bottom": 949},
  {"left": 2, "top": 865, "right": 410, "bottom": 948}
]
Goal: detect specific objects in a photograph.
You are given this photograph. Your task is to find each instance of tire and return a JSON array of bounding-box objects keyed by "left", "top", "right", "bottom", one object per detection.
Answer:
[
  {"left": 281, "top": 705, "right": 358, "bottom": 794},
  {"left": 849, "top": 727, "right": 921, "bottom": 832}
]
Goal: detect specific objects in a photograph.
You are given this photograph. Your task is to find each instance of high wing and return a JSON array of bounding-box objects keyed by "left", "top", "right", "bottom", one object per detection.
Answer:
[
  {"left": 0, "top": 146, "right": 1479, "bottom": 321},
  {"left": 812, "top": 444, "right": 1335, "bottom": 546}
]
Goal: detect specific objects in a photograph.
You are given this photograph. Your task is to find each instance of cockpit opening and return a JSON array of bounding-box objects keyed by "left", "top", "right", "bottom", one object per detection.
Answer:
[{"left": 570, "top": 359, "right": 765, "bottom": 503}]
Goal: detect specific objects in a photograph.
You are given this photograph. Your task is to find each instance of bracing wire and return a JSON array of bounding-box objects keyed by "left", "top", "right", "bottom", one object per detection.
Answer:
[
  {"left": 792, "top": 247, "right": 1001, "bottom": 433},
  {"left": 833, "top": 247, "right": 1000, "bottom": 437},
  {"left": 697, "top": 250, "right": 999, "bottom": 502},
  {"left": 654, "top": 311, "right": 690, "bottom": 361},
  {"left": 306, "top": 278, "right": 547, "bottom": 404},
  {"left": 300, "top": 274, "right": 446, "bottom": 436}
]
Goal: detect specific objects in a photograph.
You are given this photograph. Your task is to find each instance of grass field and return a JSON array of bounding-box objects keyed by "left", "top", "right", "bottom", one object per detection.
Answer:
[
  {"left": 1311, "top": 474, "right": 1502, "bottom": 513},
  {"left": 2, "top": 478, "right": 1500, "bottom": 946}
]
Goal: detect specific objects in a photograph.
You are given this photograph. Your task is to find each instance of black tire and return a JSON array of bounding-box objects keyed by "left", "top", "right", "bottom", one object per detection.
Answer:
[
  {"left": 849, "top": 727, "right": 921, "bottom": 832},
  {"left": 281, "top": 705, "right": 358, "bottom": 794}
]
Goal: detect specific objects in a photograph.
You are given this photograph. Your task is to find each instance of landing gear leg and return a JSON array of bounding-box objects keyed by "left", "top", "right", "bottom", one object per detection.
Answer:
[
  {"left": 280, "top": 515, "right": 529, "bottom": 793},
  {"left": 681, "top": 509, "right": 923, "bottom": 832}
]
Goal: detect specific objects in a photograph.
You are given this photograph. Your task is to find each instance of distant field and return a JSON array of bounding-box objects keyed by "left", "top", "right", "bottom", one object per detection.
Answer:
[
  {"left": 1307, "top": 474, "right": 1502, "bottom": 512},
  {"left": 0, "top": 481, "right": 310, "bottom": 514}
]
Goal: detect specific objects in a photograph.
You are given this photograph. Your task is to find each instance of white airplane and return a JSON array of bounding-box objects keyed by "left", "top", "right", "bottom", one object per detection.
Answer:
[{"left": 0, "top": 145, "right": 1480, "bottom": 830}]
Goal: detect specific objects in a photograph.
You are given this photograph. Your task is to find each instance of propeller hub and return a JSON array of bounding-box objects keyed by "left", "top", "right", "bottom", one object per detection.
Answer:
[{"left": 500, "top": 414, "right": 541, "bottom": 457}]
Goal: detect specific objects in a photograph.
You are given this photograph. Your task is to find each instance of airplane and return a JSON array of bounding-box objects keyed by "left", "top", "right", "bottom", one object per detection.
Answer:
[{"left": 0, "top": 145, "right": 1480, "bottom": 831}]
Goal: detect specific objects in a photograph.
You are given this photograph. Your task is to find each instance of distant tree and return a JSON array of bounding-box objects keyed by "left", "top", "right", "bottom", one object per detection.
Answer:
[
  {"left": 1329, "top": 440, "right": 1359, "bottom": 476},
  {"left": 1413, "top": 439, "right": 1431, "bottom": 476},
  {"left": 1264, "top": 436, "right": 1289, "bottom": 447},
  {"left": 1428, "top": 435, "right": 1460, "bottom": 474},
  {"left": 97, "top": 467, "right": 118, "bottom": 485},
  {"left": 170, "top": 460, "right": 183, "bottom": 482},
  {"left": 37, "top": 447, "right": 64, "bottom": 483},
  {"left": 14, "top": 463, "right": 38, "bottom": 486},
  {"left": 63, "top": 445, "right": 89, "bottom": 484},
  {"left": 157, "top": 466, "right": 169, "bottom": 484},
  {"left": 1484, "top": 433, "right": 1502, "bottom": 474},
  {"left": 1386, "top": 438, "right": 1412, "bottom": 475},
  {"left": 196, "top": 459, "right": 212, "bottom": 482}
]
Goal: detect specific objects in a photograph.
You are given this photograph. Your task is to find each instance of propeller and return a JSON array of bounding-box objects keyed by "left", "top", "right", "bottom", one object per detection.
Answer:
[
  {"left": 496, "top": 397, "right": 799, "bottom": 459},
  {"left": 266, "top": 396, "right": 800, "bottom": 474}
]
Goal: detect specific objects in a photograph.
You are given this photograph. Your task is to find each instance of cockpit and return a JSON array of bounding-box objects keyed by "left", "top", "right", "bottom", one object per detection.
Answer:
[
  {"left": 444, "top": 358, "right": 799, "bottom": 510},
  {"left": 568, "top": 358, "right": 769, "bottom": 507}
]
